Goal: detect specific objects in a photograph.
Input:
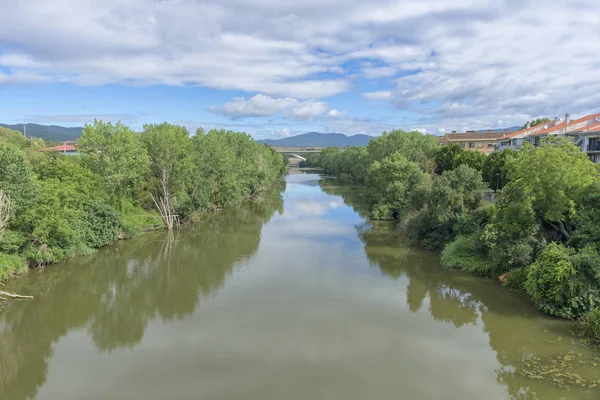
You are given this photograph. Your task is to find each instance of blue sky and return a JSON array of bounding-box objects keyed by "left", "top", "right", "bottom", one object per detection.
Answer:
[{"left": 1, "top": 0, "right": 599, "bottom": 139}]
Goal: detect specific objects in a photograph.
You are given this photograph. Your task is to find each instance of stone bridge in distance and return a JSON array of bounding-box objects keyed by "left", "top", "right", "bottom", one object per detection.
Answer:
[{"left": 271, "top": 147, "right": 322, "bottom": 164}]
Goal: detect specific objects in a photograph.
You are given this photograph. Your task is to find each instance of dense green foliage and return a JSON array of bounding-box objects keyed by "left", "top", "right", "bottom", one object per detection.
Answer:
[
  {"left": 586, "top": 308, "right": 600, "bottom": 338},
  {"left": 525, "top": 244, "right": 600, "bottom": 318},
  {"left": 314, "top": 130, "right": 600, "bottom": 335},
  {"left": 0, "top": 120, "right": 286, "bottom": 280},
  {"left": 482, "top": 149, "right": 515, "bottom": 191},
  {"left": 522, "top": 117, "right": 551, "bottom": 130},
  {"left": 0, "top": 126, "right": 45, "bottom": 149},
  {"left": 435, "top": 143, "right": 487, "bottom": 174}
]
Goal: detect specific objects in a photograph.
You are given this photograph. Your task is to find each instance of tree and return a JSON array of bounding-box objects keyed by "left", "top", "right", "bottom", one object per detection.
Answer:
[
  {"left": 482, "top": 181, "right": 543, "bottom": 272},
  {"left": 435, "top": 144, "right": 485, "bottom": 175},
  {"left": 141, "top": 123, "right": 195, "bottom": 229},
  {"left": 482, "top": 149, "right": 515, "bottom": 190},
  {"left": 366, "top": 153, "right": 432, "bottom": 220},
  {"left": 435, "top": 143, "right": 464, "bottom": 174},
  {"left": 525, "top": 243, "right": 600, "bottom": 318},
  {"left": 0, "top": 145, "right": 38, "bottom": 217},
  {"left": 367, "top": 130, "right": 440, "bottom": 167},
  {"left": 79, "top": 119, "right": 150, "bottom": 207},
  {"left": 509, "top": 138, "right": 598, "bottom": 240},
  {"left": 459, "top": 150, "right": 486, "bottom": 172},
  {"left": 569, "top": 180, "right": 600, "bottom": 251},
  {"left": 522, "top": 117, "right": 551, "bottom": 130}
]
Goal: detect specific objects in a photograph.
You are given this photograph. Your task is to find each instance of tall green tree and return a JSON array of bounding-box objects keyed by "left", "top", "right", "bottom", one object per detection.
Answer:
[
  {"left": 367, "top": 130, "right": 440, "bottom": 167},
  {"left": 482, "top": 181, "right": 542, "bottom": 272},
  {"left": 0, "top": 145, "right": 38, "bottom": 217},
  {"left": 509, "top": 138, "right": 598, "bottom": 240},
  {"left": 141, "top": 123, "right": 195, "bottom": 229},
  {"left": 435, "top": 143, "right": 465, "bottom": 174},
  {"left": 482, "top": 149, "right": 515, "bottom": 190},
  {"left": 79, "top": 120, "right": 150, "bottom": 207},
  {"left": 367, "top": 153, "right": 432, "bottom": 220}
]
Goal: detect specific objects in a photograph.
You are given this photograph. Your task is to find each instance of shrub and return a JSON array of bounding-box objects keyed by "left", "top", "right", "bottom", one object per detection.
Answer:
[
  {"left": 0, "top": 230, "right": 26, "bottom": 253},
  {"left": 0, "top": 253, "right": 25, "bottom": 281},
  {"left": 525, "top": 243, "right": 600, "bottom": 318},
  {"left": 482, "top": 181, "right": 543, "bottom": 272},
  {"left": 585, "top": 308, "right": 600, "bottom": 338},
  {"left": 503, "top": 266, "right": 530, "bottom": 291},
  {"left": 441, "top": 234, "right": 491, "bottom": 276},
  {"left": 454, "top": 204, "right": 494, "bottom": 237},
  {"left": 82, "top": 201, "right": 121, "bottom": 248}
]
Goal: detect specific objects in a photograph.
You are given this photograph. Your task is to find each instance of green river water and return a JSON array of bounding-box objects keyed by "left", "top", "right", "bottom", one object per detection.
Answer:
[{"left": 1, "top": 171, "right": 599, "bottom": 399}]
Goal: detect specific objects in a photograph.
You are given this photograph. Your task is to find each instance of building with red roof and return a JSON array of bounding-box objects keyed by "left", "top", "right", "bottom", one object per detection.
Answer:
[
  {"left": 40, "top": 144, "right": 78, "bottom": 155},
  {"left": 494, "top": 113, "right": 600, "bottom": 162}
]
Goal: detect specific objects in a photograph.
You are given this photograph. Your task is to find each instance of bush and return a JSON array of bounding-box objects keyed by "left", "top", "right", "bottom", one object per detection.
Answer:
[
  {"left": 525, "top": 243, "right": 600, "bottom": 318},
  {"left": 585, "top": 308, "right": 600, "bottom": 338},
  {"left": 482, "top": 181, "right": 543, "bottom": 272},
  {"left": 454, "top": 204, "right": 494, "bottom": 237},
  {"left": 0, "top": 253, "right": 25, "bottom": 281},
  {"left": 503, "top": 266, "right": 530, "bottom": 291},
  {"left": 441, "top": 234, "right": 491, "bottom": 276},
  {"left": 82, "top": 201, "right": 121, "bottom": 248},
  {"left": 0, "top": 230, "right": 26, "bottom": 253}
]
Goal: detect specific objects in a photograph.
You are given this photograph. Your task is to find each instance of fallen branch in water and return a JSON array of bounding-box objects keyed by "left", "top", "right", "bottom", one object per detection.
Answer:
[{"left": 0, "top": 291, "right": 34, "bottom": 300}]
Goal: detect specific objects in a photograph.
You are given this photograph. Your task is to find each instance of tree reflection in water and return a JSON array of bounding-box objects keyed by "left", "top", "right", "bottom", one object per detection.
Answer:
[
  {"left": 322, "top": 179, "right": 600, "bottom": 400},
  {"left": 0, "top": 188, "right": 284, "bottom": 400}
]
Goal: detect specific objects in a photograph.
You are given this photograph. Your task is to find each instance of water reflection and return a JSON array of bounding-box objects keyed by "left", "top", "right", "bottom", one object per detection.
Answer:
[
  {"left": 324, "top": 179, "right": 600, "bottom": 400},
  {"left": 0, "top": 188, "right": 284, "bottom": 399},
  {"left": 1, "top": 176, "right": 599, "bottom": 400}
]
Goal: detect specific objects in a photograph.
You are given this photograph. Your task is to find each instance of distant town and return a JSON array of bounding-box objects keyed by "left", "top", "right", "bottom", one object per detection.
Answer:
[{"left": 439, "top": 113, "right": 600, "bottom": 162}]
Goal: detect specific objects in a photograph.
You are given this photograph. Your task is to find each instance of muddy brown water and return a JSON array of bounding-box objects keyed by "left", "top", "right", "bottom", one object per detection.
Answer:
[{"left": 1, "top": 172, "right": 599, "bottom": 399}]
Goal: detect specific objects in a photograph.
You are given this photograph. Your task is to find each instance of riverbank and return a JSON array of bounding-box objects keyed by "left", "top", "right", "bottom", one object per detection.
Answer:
[
  {"left": 3, "top": 172, "right": 598, "bottom": 399},
  {"left": 0, "top": 121, "right": 287, "bottom": 283},
  {"left": 310, "top": 130, "right": 600, "bottom": 339}
]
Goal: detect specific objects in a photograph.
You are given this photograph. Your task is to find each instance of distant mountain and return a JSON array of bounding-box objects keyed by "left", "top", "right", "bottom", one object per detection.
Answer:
[
  {"left": 0, "top": 123, "right": 83, "bottom": 142},
  {"left": 258, "top": 132, "right": 373, "bottom": 148},
  {"left": 477, "top": 126, "right": 521, "bottom": 133}
]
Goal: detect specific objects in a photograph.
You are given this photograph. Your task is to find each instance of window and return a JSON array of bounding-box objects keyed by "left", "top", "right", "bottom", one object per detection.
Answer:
[
  {"left": 468, "top": 142, "right": 474, "bottom": 148},
  {"left": 487, "top": 143, "right": 494, "bottom": 147},
  {"left": 477, "top": 142, "right": 483, "bottom": 148}
]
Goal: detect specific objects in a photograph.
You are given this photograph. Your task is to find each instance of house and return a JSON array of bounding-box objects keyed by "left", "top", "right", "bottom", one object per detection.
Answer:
[
  {"left": 40, "top": 144, "right": 78, "bottom": 155},
  {"left": 495, "top": 113, "right": 600, "bottom": 152},
  {"left": 439, "top": 130, "right": 507, "bottom": 155}
]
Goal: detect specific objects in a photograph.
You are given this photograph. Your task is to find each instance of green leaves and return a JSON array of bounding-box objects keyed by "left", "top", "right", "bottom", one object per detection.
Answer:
[
  {"left": 509, "top": 138, "right": 598, "bottom": 233},
  {"left": 79, "top": 119, "right": 150, "bottom": 206},
  {"left": 367, "top": 153, "right": 431, "bottom": 220},
  {"left": 525, "top": 243, "right": 600, "bottom": 319},
  {"left": 1, "top": 121, "right": 286, "bottom": 277}
]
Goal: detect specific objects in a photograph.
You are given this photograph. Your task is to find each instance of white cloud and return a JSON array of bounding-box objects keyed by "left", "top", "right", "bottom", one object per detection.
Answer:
[
  {"left": 209, "top": 94, "right": 297, "bottom": 118},
  {"left": 288, "top": 101, "right": 329, "bottom": 120},
  {"left": 362, "top": 91, "right": 393, "bottom": 101},
  {"left": 361, "top": 66, "right": 397, "bottom": 79},
  {"left": 281, "top": 128, "right": 292, "bottom": 137},
  {"left": 1, "top": 0, "right": 600, "bottom": 129},
  {"left": 327, "top": 109, "right": 347, "bottom": 119},
  {"left": 210, "top": 94, "right": 328, "bottom": 120}
]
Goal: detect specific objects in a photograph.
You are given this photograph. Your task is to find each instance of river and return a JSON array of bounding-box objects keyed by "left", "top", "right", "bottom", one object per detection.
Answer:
[{"left": 1, "top": 171, "right": 599, "bottom": 399}]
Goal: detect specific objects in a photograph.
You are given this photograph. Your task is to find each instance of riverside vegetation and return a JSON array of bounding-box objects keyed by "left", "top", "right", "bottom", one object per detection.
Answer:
[
  {"left": 304, "top": 131, "right": 600, "bottom": 338},
  {"left": 0, "top": 121, "right": 286, "bottom": 281}
]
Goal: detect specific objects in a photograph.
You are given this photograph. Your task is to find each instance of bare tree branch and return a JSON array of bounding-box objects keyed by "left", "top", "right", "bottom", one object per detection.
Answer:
[{"left": 0, "top": 190, "right": 11, "bottom": 239}]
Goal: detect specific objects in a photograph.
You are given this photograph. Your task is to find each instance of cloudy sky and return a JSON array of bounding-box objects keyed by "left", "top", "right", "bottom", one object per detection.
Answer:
[{"left": 0, "top": 0, "right": 599, "bottom": 139}]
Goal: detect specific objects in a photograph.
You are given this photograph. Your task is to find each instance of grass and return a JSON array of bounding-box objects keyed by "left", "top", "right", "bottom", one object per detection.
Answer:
[
  {"left": 440, "top": 234, "right": 491, "bottom": 276},
  {"left": 585, "top": 308, "right": 600, "bottom": 339},
  {"left": 0, "top": 253, "right": 26, "bottom": 282}
]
